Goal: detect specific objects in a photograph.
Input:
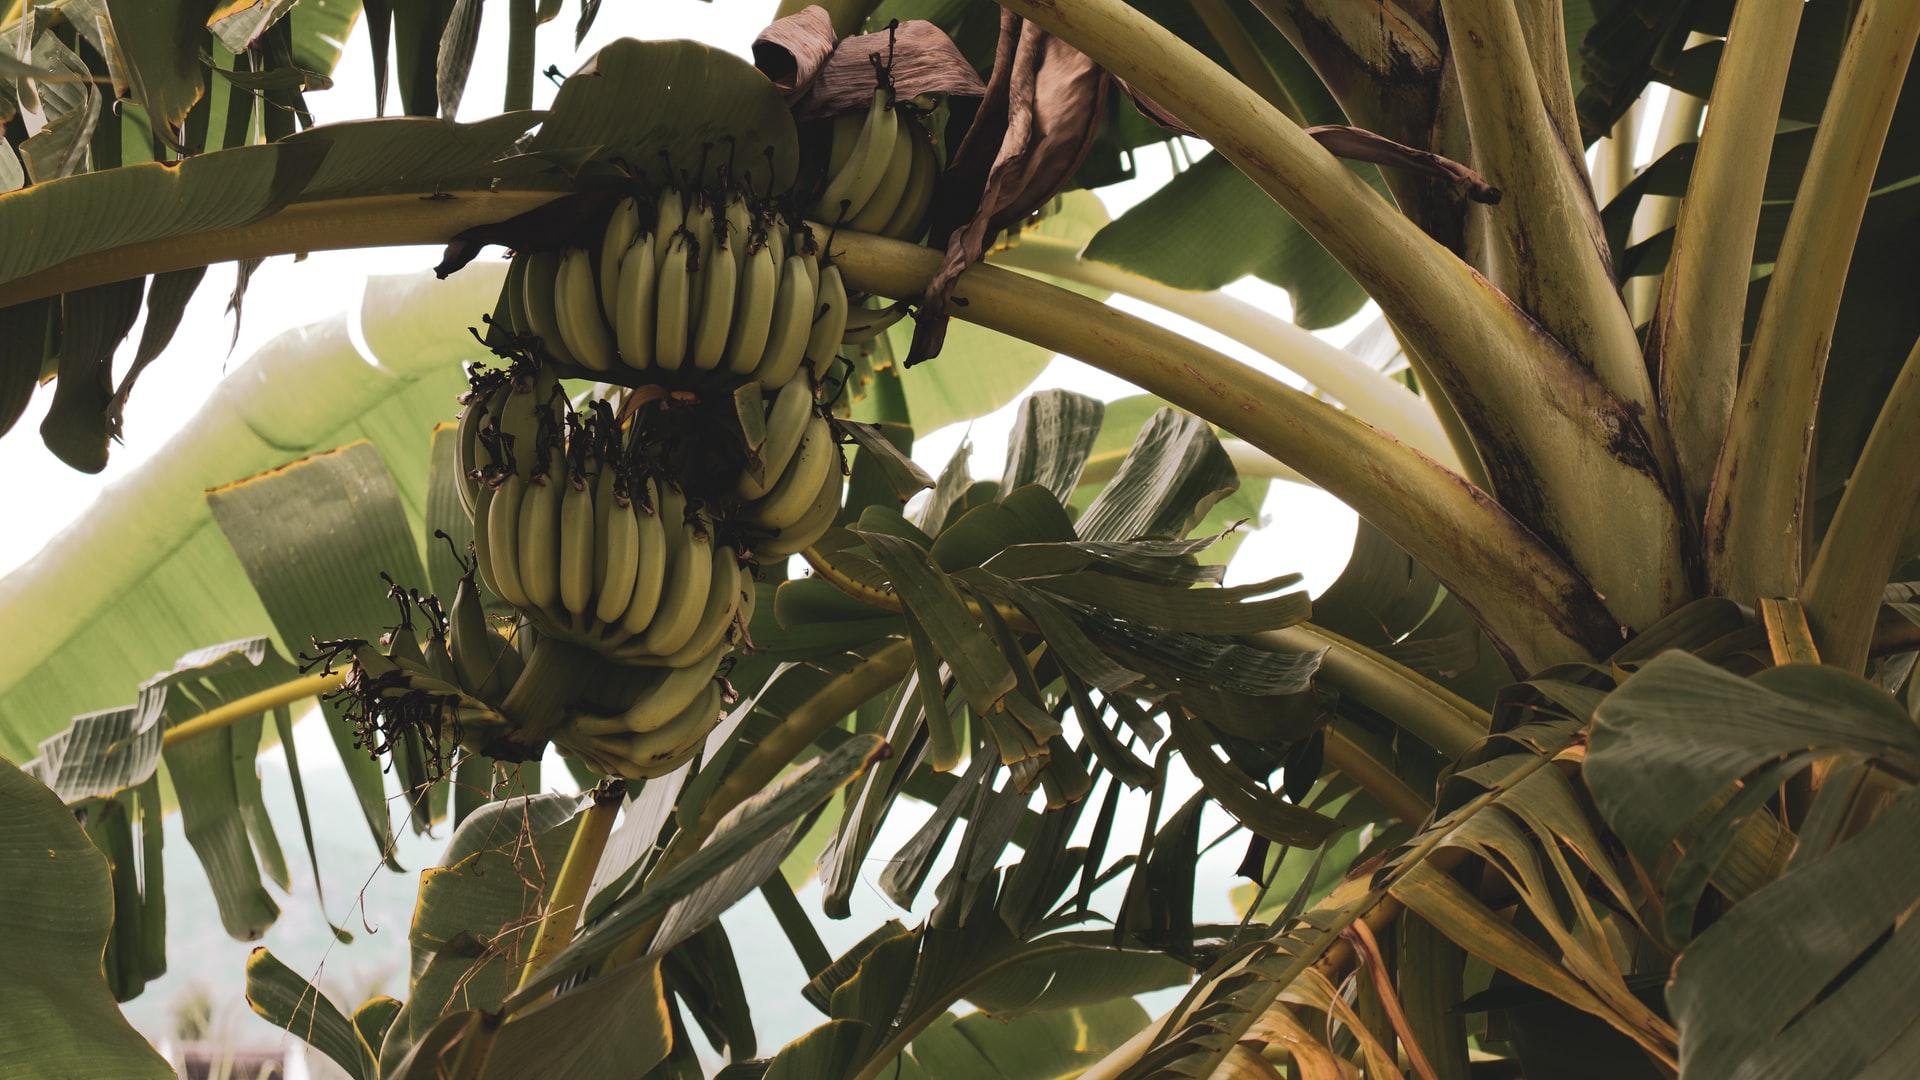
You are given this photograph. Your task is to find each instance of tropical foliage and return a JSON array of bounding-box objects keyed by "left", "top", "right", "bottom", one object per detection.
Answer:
[{"left": 2, "top": 0, "right": 1918, "bottom": 1078}]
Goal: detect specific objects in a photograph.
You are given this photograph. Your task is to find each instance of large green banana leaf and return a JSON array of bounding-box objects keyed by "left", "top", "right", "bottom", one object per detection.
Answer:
[
  {"left": 0, "top": 264, "right": 500, "bottom": 759},
  {"left": 0, "top": 754, "right": 173, "bottom": 1078}
]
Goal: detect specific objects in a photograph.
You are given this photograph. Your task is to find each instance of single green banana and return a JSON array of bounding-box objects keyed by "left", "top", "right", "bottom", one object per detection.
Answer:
[
  {"left": 724, "top": 236, "right": 778, "bottom": 375},
  {"left": 493, "top": 376, "right": 540, "bottom": 479},
  {"left": 848, "top": 116, "right": 915, "bottom": 233},
  {"left": 739, "top": 375, "right": 814, "bottom": 500},
  {"left": 752, "top": 255, "right": 816, "bottom": 389},
  {"left": 448, "top": 570, "right": 515, "bottom": 703},
  {"left": 502, "top": 254, "right": 532, "bottom": 336},
  {"left": 555, "top": 247, "right": 616, "bottom": 372},
  {"left": 486, "top": 474, "right": 531, "bottom": 608},
  {"left": 653, "top": 188, "right": 685, "bottom": 268},
  {"left": 654, "top": 229, "right": 694, "bottom": 371},
  {"left": 517, "top": 249, "right": 578, "bottom": 367},
  {"left": 517, "top": 448, "right": 563, "bottom": 612},
  {"left": 619, "top": 478, "right": 671, "bottom": 637},
  {"left": 723, "top": 192, "right": 752, "bottom": 288},
  {"left": 841, "top": 297, "right": 907, "bottom": 345},
  {"left": 615, "top": 229, "right": 657, "bottom": 370},
  {"left": 599, "top": 196, "right": 642, "bottom": 318},
  {"left": 454, "top": 392, "right": 491, "bottom": 519},
  {"left": 804, "top": 263, "right": 850, "bottom": 380},
  {"left": 751, "top": 415, "right": 835, "bottom": 530},
  {"left": 633, "top": 509, "right": 713, "bottom": 656},
  {"left": 764, "top": 213, "right": 788, "bottom": 271},
  {"left": 568, "top": 640, "right": 727, "bottom": 736},
  {"left": 792, "top": 226, "right": 821, "bottom": 297},
  {"left": 590, "top": 458, "right": 617, "bottom": 596},
  {"left": 689, "top": 228, "right": 737, "bottom": 370},
  {"left": 825, "top": 111, "right": 863, "bottom": 182},
  {"left": 642, "top": 550, "right": 744, "bottom": 667},
  {"left": 815, "top": 88, "right": 897, "bottom": 221},
  {"left": 593, "top": 484, "right": 641, "bottom": 627},
  {"left": 755, "top": 459, "right": 845, "bottom": 558},
  {"left": 687, "top": 192, "right": 716, "bottom": 320},
  {"left": 558, "top": 466, "right": 595, "bottom": 619}
]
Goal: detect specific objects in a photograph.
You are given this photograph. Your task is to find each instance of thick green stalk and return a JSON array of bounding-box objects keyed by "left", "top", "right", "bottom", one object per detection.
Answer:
[
  {"left": 505, "top": 0, "right": 536, "bottom": 112},
  {"left": 990, "top": 237, "right": 1461, "bottom": 470},
  {"left": 989, "top": 0, "right": 1685, "bottom": 636},
  {"left": 1649, "top": 0, "right": 1805, "bottom": 526},
  {"left": 161, "top": 672, "right": 343, "bottom": 746},
  {"left": 514, "top": 784, "right": 624, "bottom": 993},
  {"left": 1446, "top": 0, "right": 1652, "bottom": 411},
  {"left": 1187, "top": 0, "right": 1303, "bottom": 122},
  {"left": 0, "top": 190, "right": 560, "bottom": 308},
  {"left": 833, "top": 229, "right": 1620, "bottom": 668},
  {"left": 1591, "top": 109, "right": 1638, "bottom": 206},
  {"left": 1627, "top": 84, "right": 1705, "bottom": 324},
  {"left": 1707, "top": 0, "right": 1920, "bottom": 602},
  {"left": 1257, "top": 624, "right": 1489, "bottom": 760},
  {"left": 1803, "top": 336, "right": 1920, "bottom": 673},
  {"left": 1513, "top": 0, "right": 1584, "bottom": 166}
]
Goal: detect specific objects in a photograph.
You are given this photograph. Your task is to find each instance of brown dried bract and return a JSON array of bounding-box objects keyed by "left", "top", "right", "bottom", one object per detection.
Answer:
[
  {"left": 910, "top": 13, "right": 1108, "bottom": 366},
  {"left": 753, "top": 7, "right": 985, "bottom": 120}
]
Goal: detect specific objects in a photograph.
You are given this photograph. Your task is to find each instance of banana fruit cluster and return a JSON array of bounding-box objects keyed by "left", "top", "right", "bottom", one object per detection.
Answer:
[
  {"left": 459, "top": 368, "right": 756, "bottom": 667},
  {"left": 811, "top": 88, "right": 939, "bottom": 241},
  {"left": 737, "top": 375, "right": 846, "bottom": 560},
  {"left": 503, "top": 188, "right": 850, "bottom": 389}
]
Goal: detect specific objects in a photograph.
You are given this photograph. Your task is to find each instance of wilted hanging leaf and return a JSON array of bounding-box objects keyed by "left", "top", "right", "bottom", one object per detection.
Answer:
[
  {"left": 911, "top": 13, "right": 1108, "bottom": 364},
  {"left": 0, "top": 757, "right": 174, "bottom": 1078},
  {"left": 753, "top": 10, "right": 986, "bottom": 118}
]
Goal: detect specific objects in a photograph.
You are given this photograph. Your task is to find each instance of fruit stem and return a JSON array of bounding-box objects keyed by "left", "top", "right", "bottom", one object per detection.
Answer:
[
  {"left": 514, "top": 781, "right": 626, "bottom": 995},
  {"left": 162, "top": 671, "right": 345, "bottom": 748},
  {"left": 991, "top": 236, "right": 1459, "bottom": 470}
]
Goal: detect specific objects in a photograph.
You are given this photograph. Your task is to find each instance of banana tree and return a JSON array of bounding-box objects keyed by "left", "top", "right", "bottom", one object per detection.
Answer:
[{"left": 3, "top": 0, "right": 1919, "bottom": 1077}]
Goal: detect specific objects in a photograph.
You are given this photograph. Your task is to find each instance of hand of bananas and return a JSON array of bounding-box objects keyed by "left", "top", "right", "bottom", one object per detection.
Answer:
[
  {"left": 435, "top": 336, "right": 846, "bottom": 777},
  {"left": 810, "top": 87, "right": 939, "bottom": 240},
  {"left": 500, "top": 186, "right": 852, "bottom": 389},
  {"left": 356, "top": 99, "right": 947, "bottom": 783}
]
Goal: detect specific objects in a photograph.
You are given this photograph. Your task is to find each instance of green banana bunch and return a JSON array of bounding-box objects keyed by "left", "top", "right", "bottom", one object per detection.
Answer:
[
  {"left": 742, "top": 412, "right": 844, "bottom": 556},
  {"left": 812, "top": 89, "right": 938, "bottom": 240}
]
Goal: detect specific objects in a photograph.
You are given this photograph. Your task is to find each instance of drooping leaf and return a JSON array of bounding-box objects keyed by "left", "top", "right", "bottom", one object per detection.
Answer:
[
  {"left": 0, "top": 756, "right": 172, "bottom": 1079},
  {"left": 379, "top": 792, "right": 579, "bottom": 1073},
  {"left": 244, "top": 947, "right": 374, "bottom": 1080},
  {"left": 893, "top": 999, "right": 1150, "bottom": 1079},
  {"left": 208, "top": 440, "right": 429, "bottom": 863},
  {"left": 999, "top": 389, "right": 1105, "bottom": 503},
  {"left": 1076, "top": 406, "right": 1239, "bottom": 543},
  {"left": 1667, "top": 789, "right": 1920, "bottom": 1080},
  {"left": 0, "top": 267, "right": 493, "bottom": 763}
]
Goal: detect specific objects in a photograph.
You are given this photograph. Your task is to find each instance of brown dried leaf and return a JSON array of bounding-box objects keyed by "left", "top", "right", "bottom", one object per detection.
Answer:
[
  {"left": 1304, "top": 124, "right": 1500, "bottom": 205},
  {"left": 1120, "top": 86, "right": 1499, "bottom": 206},
  {"left": 757, "top": 13, "right": 986, "bottom": 121},
  {"left": 751, "top": 6, "right": 838, "bottom": 97},
  {"left": 910, "top": 15, "right": 1108, "bottom": 365}
]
